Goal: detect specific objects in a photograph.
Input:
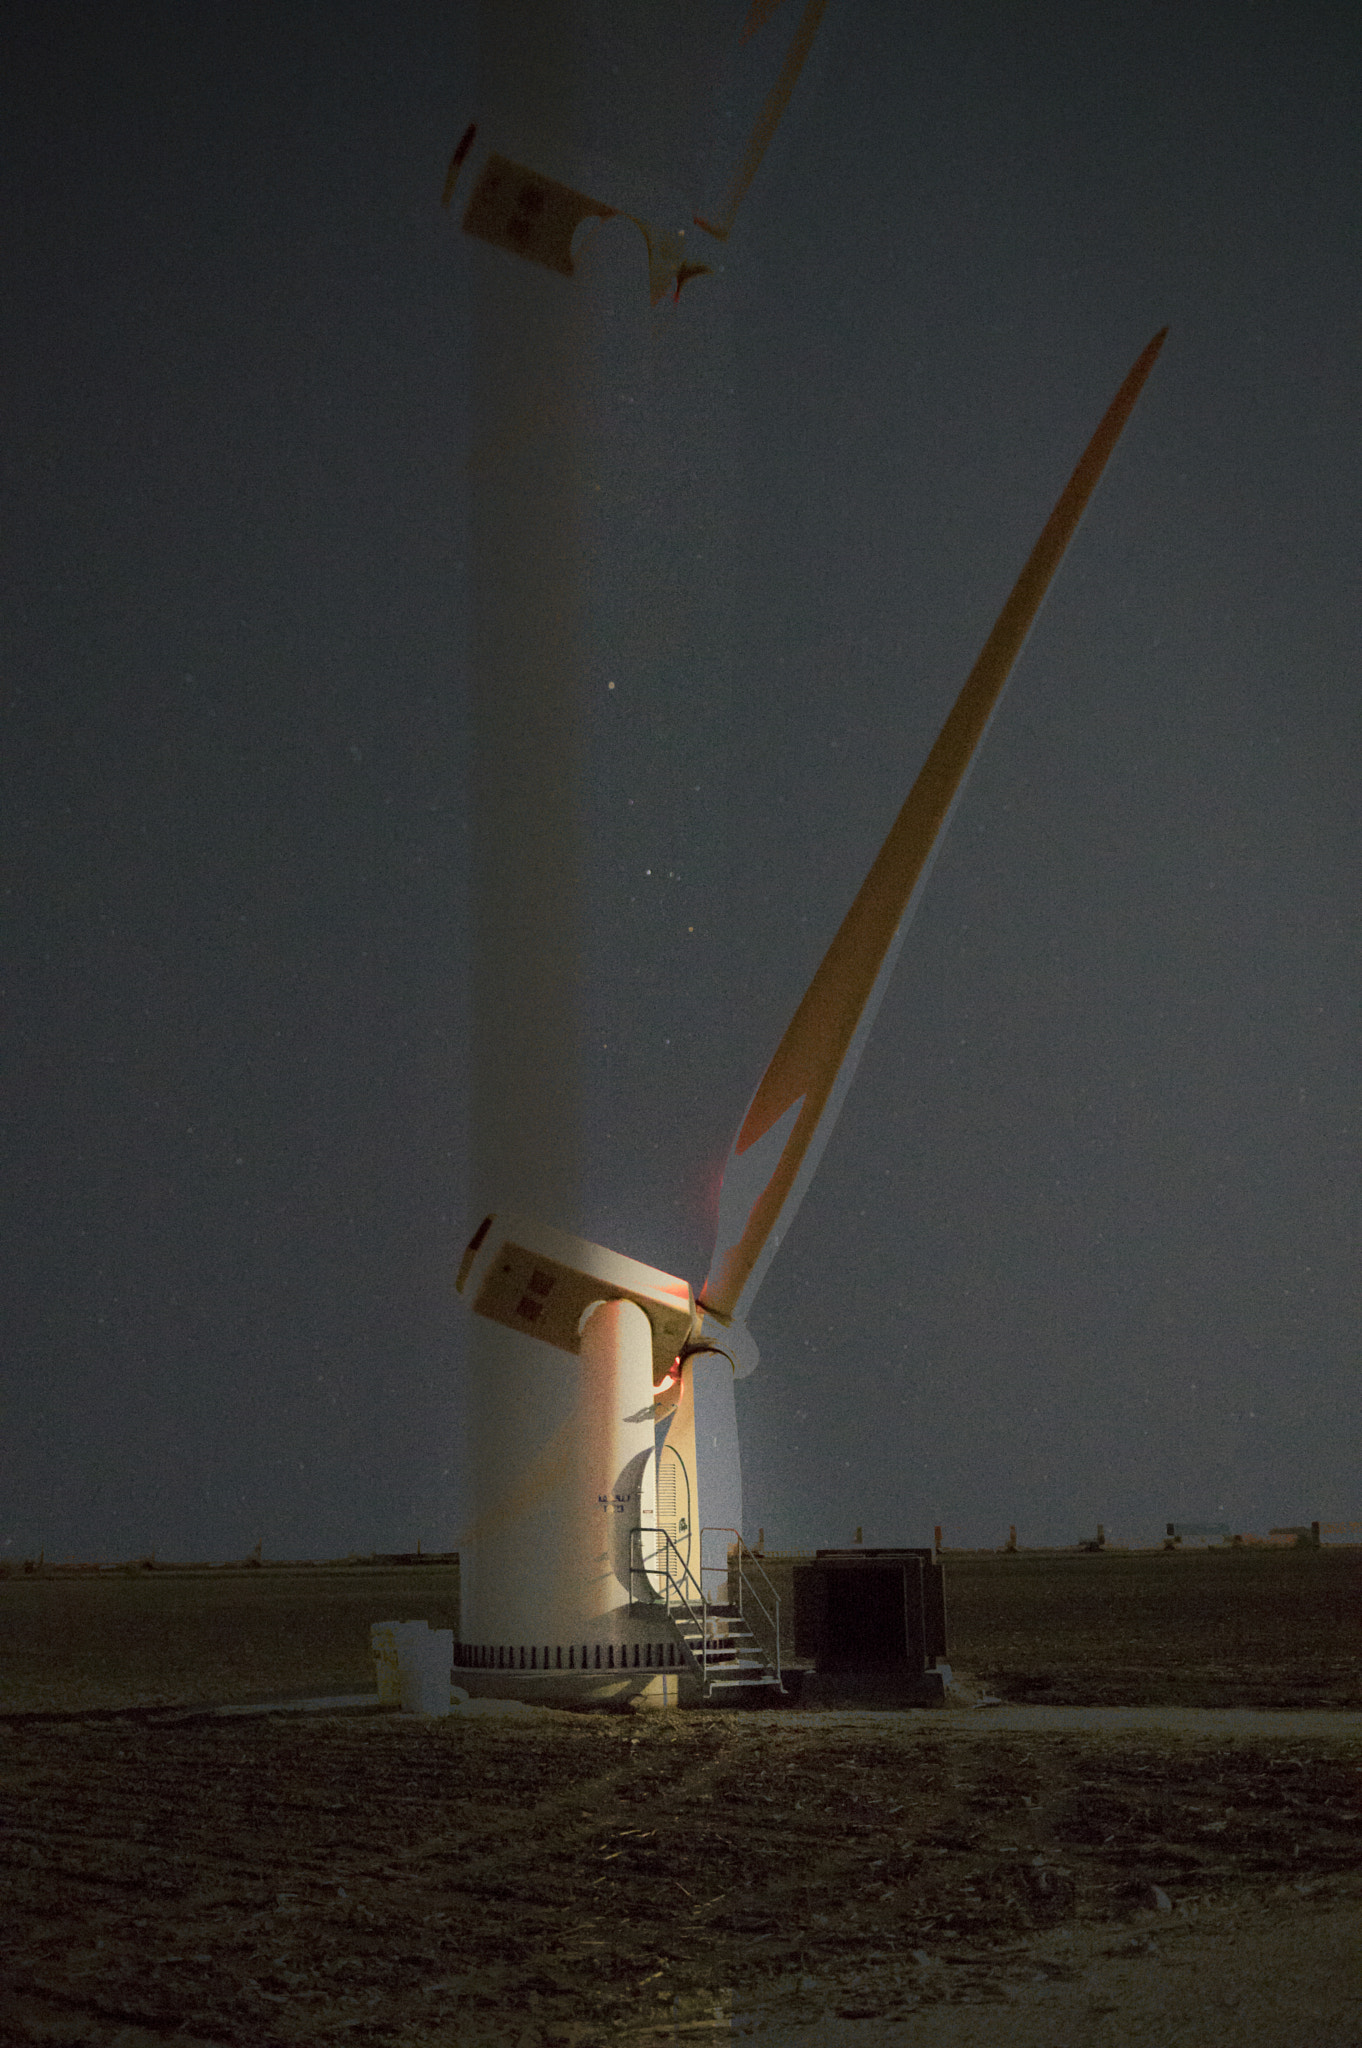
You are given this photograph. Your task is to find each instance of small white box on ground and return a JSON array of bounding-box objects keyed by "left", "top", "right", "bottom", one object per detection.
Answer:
[
  {"left": 372, "top": 1620, "right": 455, "bottom": 1713},
  {"left": 397, "top": 1623, "right": 456, "bottom": 1716},
  {"left": 370, "top": 1621, "right": 404, "bottom": 1705}
]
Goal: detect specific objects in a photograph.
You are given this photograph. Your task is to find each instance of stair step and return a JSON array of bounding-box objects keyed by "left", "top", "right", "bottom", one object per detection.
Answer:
[{"left": 660, "top": 1600, "right": 781, "bottom": 1695}]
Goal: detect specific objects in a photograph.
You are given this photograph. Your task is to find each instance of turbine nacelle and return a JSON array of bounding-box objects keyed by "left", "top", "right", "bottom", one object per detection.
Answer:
[
  {"left": 457, "top": 1212, "right": 697, "bottom": 1389},
  {"left": 444, "top": 3, "right": 830, "bottom": 305},
  {"left": 456, "top": 1211, "right": 761, "bottom": 1390}
]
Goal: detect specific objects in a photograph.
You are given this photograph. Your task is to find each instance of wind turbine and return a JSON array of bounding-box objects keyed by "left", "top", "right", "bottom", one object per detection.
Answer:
[
  {"left": 454, "top": 328, "right": 1167, "bottom": 1704},
  {"left": 450, "top": 0, "right": 835, "bottom": 1703}
]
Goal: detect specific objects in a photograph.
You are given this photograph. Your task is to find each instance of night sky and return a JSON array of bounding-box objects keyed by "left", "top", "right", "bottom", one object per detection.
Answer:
[{"left": 4, "top": 3, "right": 1357, "bottom": 1566}]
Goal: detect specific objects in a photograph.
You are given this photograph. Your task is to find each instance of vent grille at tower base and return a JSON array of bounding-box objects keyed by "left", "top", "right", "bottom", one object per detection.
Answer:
[{"left": 454, "top": 1641, "right": 682, "bottom": 1671}]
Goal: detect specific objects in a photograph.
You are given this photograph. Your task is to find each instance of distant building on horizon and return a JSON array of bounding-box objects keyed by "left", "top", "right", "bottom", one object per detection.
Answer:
[{"left": 1165, "top": 1521, "right": 1231, "bottom": 1548}]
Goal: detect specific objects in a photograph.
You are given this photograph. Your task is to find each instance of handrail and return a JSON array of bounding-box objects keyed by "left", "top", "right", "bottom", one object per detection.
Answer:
[
  {"left": 700, "top": 1527, "right": 782, "bottom": 1691},
  {"left": 629, "top": 1526, "right": 784, "bottom": 1694},
  {"left": 628, "top": 1526, "right": 714, "bottom": 1685}
]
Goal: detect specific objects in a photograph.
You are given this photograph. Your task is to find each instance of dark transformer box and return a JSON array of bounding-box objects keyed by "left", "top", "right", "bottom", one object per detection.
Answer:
[{"left": 792, "top": 1549, "right": 948, "bottom": 1705}]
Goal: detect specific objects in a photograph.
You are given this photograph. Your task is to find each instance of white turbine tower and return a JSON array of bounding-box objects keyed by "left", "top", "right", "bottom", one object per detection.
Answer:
[{"left": 451, "top": 1, "right": 835, "bottom": 1704}]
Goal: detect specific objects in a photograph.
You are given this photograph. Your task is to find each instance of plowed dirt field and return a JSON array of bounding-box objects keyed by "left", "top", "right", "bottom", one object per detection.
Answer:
[
  {"left": 1, "top": 1555, "right": 1358, "bottom": 2044},
  {"left": 2, "top": 1704, "right": 1361, "bottom": 2045}
]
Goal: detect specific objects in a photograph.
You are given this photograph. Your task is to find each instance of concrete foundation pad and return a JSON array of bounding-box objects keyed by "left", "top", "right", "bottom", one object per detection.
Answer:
[
  {"left": 213, "top": 1693, "right": 383, "bottom": 1717},
  {"left": 455, "top": 1664, "right": 700, "bottom": 1709},
  {"left": 794, "top": 1668, "right": 947, "bottom": 1709}
]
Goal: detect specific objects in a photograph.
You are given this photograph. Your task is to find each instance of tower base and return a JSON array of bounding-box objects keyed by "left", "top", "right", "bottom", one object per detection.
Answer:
[
  {"left": 455, "top": 1663, "right": 701, "bottom": 1709},
  {"left": 454, "top": 1599, "right": 701, "bottom": 1709}
]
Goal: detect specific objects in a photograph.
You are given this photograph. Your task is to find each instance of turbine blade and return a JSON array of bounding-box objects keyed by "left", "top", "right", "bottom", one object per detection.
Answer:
[
  {"left": 700, "top": 329, "right": 1168, "bottom": 1324},
  {"left": 694, "top": 0, "right": 829, "bottom": 241}
]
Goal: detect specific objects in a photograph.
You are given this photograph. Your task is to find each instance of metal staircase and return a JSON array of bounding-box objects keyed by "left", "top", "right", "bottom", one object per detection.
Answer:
[
  {"left": 630, "top": 1525, "right": 784, "bottom": 1700},
  {"left": 669, "top": 1600, "right": 781, "bottom": 1696}
]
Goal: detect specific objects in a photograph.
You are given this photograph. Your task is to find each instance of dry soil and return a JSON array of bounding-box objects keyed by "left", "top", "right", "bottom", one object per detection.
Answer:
[{"left": 1, "top": 1554, "right": 1358, "bottom": 2045}]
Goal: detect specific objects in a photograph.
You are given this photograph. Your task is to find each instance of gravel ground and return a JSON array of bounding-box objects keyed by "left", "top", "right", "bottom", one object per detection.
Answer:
[
  {"left": 2, "top": 1559, "right": 1357, "bottom": 2041},
  {"left": 1, "top": 1700, "right": 1358, "bottom": 2045}
]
